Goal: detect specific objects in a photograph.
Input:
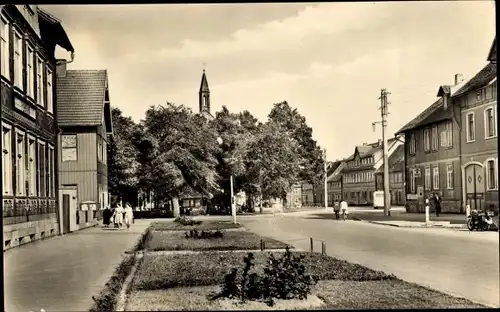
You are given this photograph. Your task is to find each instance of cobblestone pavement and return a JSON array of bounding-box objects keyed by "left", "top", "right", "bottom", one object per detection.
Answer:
[
  {"left": 4, "top": 220, "right": 151, "bottom": 312},
  {"left": 240, "top": 214, "right": 500, "bottom": 308}
]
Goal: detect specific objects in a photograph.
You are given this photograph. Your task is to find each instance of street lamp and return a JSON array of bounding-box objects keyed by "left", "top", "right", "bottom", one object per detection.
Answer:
[
  {"left": 217, "top": 137, "right": 237, "bottom": 224},
  {"left": 323, "top": 149, "right": 328, "bottom": 211}
]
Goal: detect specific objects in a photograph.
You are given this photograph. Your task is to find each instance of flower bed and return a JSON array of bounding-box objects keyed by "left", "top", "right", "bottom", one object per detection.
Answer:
[
  {"left": 151, "top": 220, "right": 243, "bottom": 231},
  {"left": 146, "top": 231, "right": 288, "bottom": 251}
]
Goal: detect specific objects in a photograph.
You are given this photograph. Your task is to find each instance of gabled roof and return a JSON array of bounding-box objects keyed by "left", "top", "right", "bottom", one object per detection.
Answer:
[
  {"left": 396, "top": 97, "right": 451, "bottom": 135},
  {"left": 327, "top": 161, "right": 346, "bottom": 182},
  {"left": 57, "top": 70, "right": 112, "bottom": 132},
  {"left": 488, "top": 36, "right": 496, "bottom": 63},
  {"left": 200, "top": 69, "right": 210, "bottom": 93},
  {"left": 452, "top": 63, "right": 497, "bottom": 98},
  {"left": 375, "top": 144, "right": 405, "bottom": 174},
  {"left": 37, "top": 7, "right": 74, "bottom": 52}
]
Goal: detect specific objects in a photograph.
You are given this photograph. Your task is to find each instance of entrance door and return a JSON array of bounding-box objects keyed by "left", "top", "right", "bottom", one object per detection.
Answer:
[
  {"left": 464, "top": 164, "right": 485, "bottom": 211},
  {"left": 59, "top": 189, "right": 77, "bottom": 233}
]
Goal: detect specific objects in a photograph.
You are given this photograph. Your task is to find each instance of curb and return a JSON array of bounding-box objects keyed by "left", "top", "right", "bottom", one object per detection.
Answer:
[
  {"left": 116, "top": 252, "right": 143, "bottom": 312},
  {"left": 354, "top": 218, "right": 467, "bottom": 229}
]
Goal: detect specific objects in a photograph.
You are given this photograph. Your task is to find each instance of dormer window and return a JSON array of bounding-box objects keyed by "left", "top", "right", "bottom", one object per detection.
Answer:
[{"left": 25, "top": 5, "right": 36, "bottom": 16}]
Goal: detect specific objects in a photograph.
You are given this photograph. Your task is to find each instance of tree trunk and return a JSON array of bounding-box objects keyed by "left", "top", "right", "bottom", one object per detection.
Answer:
[
  {"left": 259, "top": 194, "right": 263, "bottom": 214},
  {"left": 172, "top": 197, "right": 180, "bottom": 218}
]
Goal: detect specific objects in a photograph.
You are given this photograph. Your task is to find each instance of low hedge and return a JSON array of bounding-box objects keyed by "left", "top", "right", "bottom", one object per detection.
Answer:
[
  {"left": 151, "top": 220, "right": 242, "bottom": 231},
  {"left": 131, "top": 252, "right": 397, "bottom": 291}
]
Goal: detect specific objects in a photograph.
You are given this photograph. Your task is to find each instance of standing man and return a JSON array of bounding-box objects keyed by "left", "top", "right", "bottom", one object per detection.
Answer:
[
  {"left": 434, "top": 193, "right": 442, "bottom": 217},
  {"left": 340, "top": 199, "right": 349, "bottom": 221}
]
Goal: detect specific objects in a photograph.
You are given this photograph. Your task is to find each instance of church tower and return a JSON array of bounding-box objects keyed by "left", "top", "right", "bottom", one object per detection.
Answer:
[{"left": 199, "top": 69, "right": 211, "bottom": 114}]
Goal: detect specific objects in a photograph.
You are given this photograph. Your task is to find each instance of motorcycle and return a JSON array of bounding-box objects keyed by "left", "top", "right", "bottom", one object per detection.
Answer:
[{"left": 467, "top": 209, "right": 494, "bottom": 231}]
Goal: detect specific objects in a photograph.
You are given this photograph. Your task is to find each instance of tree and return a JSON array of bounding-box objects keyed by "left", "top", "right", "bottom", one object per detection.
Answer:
[
  {"left": 139, "top": 103, "right": 221, "bottom": 216},
  {"left": 268, "top": 101, "right": 325, "bottom": 186},
  {"left": 107, "top": 107, "right": 140, "bottom": 205},
  {"left": 246, "top": 120, "right": 302, "bottom": 201}
]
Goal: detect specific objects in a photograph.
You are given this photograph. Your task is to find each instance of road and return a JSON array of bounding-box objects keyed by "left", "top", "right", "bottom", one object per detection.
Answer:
[
  {"left": 3, "top": 220, "right": 150, "bottom": 312},
  {"left": 239, "top": 211, "right": 499, "bottom": 308}
]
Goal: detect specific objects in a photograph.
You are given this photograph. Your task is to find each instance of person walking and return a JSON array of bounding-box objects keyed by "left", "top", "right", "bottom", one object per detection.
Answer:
[
  {"left": 434, "top": 193, "right": 442, "bottom": 217},
  {"left": 124, "top": 203, "right": 134, "bottom": 230},
  {"left": 102, "top": 205, "right": 112, "bottom": 228},
  {"left": 333, "top": 200, "right": 341, "bottom": 220},
  {"left": 340, "top": 199, "right": 349, "bottom": 221},
  {"left": 115, "top": 203, "right": 125, "bottom": 229}
]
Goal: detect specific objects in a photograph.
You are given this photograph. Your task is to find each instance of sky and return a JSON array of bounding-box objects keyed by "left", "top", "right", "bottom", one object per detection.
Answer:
[{"left": 44, "top": 1, "right": 496, "bottom": 161}]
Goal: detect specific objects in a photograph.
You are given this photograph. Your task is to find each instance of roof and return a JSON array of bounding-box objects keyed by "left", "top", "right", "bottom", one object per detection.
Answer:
[
  {"left": 488, "top": 37, "right": 496, "bottom": 63},
  {"left": 396, "top": 97, "right": 452, "bottom": 135},
  {"left": 37, "top": 7, "right": 74, "bottom": 52},
  {"left": 374, "top": 144, "right": 405, "bottom": 174},
  {"left": 57, "top": 70, "right": 112, "bottom": 131},
  {"left": 327, "top": 161, "right": 346, "bottom": 182},
  {"left": 200, "top": 69, "right": 210, "bottom": 93},
  {"left": 452, "top": 63, "right": 497, "bottom": 98}
]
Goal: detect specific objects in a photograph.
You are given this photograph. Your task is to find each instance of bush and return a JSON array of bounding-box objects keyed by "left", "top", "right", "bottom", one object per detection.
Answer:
[
  {"left": 211, "top": 246, "right": 319, "bottom": 306},
  {"left": 174, "top": 216, "right": 202, "bottom": 226},
  {"left": 90, "top": 255, "right": 136, "bottom": 312},
  {"left": 184, "top": 229, "right": 225, "bottom": 239}
]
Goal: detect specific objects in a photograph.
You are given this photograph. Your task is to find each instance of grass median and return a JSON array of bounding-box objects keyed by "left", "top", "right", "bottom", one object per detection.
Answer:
[
  {"left": 151, "top": 220, "right": 243, "bottom": 231},
  {"left": 146, "top": 230, "right": 288, "bottom": 251}
]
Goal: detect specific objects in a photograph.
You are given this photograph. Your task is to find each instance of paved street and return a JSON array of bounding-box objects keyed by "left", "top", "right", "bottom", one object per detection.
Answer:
[
  {"left": 4, "top": 220, "right": 150, "bottom": 312},
  {"left": 238, "top": 212, "right": 500, "bottom": 308}
]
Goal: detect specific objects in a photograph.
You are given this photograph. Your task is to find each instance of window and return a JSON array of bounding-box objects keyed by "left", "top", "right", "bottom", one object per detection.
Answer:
[
  {"left": 431, "top": 126, "right": 438, "bottom": 151},
  {"left": 38, "top": 141, "right": 46, "bottom": 197},
  {"left": 432, "top": 166, "right": 439, "bottom": 190},
  {"left": 48, "top": 145, "right": 55, "bottom": 197},
  {"left": 46, "top": 67, "right": 53, "bottom": 113},
  {"left": 440, "top": 121, "right": 453, "bottom": 148},
  {"left": 466, "top": 112, "right": 475, "bottom": 142},
  {"left": 27, "top": 44, "right": 34, "bottom": 98},
  {"left": 103, "top": 140, "right": 107, "bottom": 165},
  {"left": 484, "top": 106, "right": 497, "bottom": 139},
  {"left": 446, "top": 164, "right": 454, "bottom": 190},
  {"left": 13, "top": 30, "right": 23, "bottom": 90},
  {"left": 36, "top": 56, "right": 44, "bottom": 106},
  {"left": 409, "top": 132, "right": 416, "bottom": 155},
  {"left": 0, "top": 14, "right": 9, "bottom": 80},
  {"left": 425, "top": 167, "right": 431, "bottom": 191},
  {"left": 423, "top": 128, "right": 430, "bottom": 152},
  {"left": 476, "top": 90, "right": 482, "bottom": 101},
  {"left": 61, "top": 134, "right": 77, "bottom": 161},
  {"left": 15, "top": 130, "right": 25, "bottom": 196},
  {"left": 27, "top": 136, "right": 36, "bottom": 196},
  {"left": 409, "top": 169, "right": 415, "bottom": 193},
  {"left": 2, "top": 123, "right": 13, "bottom": 195},
  {"left": 486, "top": 159, "right": 497, "bottom": 190}
]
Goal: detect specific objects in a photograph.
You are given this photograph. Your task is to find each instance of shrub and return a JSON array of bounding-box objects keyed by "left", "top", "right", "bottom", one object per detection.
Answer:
[
  {"left": 211, "top": 246, "right": 319, "bottom": 306},
  {"left": 174, "top": 216, "right": 202, "bottom": 226},
  {"left": 184, "top": 229, "right": 225, "bottom": 239},
  {"left": 90, "top": 255, "right": 136, "bottom": 312}
]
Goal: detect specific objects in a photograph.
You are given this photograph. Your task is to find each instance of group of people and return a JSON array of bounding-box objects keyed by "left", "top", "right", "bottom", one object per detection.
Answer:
[{"left": 102, "top": 203, "right": 134, "bottom": 230}]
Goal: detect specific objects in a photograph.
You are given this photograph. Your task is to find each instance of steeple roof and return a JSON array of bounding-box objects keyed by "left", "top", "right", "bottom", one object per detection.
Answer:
[{"left": 200, "top": 69, "right": 210, "bottom": 93}]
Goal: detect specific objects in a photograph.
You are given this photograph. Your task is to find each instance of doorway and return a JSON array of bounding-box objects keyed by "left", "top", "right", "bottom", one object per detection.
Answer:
[
  {"left": 59, "top": 189, "right": 77, "bottom": 234},
  {"left": 464, "top": 163, "right": 485, "bottom": 211}
]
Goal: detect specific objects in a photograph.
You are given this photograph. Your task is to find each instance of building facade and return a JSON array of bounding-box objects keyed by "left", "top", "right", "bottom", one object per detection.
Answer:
[
  {"left": 455, "top": 38, "right": 497, "bottom": 214},
  {"left": 327, "top": 160, "right": 345, "bottom": 205},
  {"left": 2, "top": 5, "right": 74, "bottom": 250},
  {"left": 301, "top": 182, "right": 314, "bottom": 206},
  {"left": 341, "top": 138, "right": 401, "bottom": 206},
  {"left": 374, "top": 144, "right": 406, "bottom": 206},
  {"left": 56, "top": 68, "right": 113, "bottom": 233}
]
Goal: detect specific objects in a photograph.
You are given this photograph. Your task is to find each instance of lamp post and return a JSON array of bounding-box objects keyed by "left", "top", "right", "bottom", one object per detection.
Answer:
[
  {"left": 323, "top": 149, "right": 328, "bottom": 211},
  {"left": 217, "top": 137, "right": 237, "bottom": 224}
]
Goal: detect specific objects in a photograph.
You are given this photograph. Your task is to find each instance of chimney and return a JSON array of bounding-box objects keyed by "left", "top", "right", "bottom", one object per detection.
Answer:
[
  {"left": 378, "top": 139, "right": 382, "bottom": 146},
  {"left": 454, "top": 74, "right": 463, "bottom": 86},
  {"left": 56, "top": 59, "right": 67, "bottom": 78},
  {"left": 362, "top": 143, "right": 367, "bottom": 146}
]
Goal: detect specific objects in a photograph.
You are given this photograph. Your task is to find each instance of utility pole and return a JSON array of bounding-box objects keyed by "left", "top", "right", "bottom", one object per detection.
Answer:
[
  {"left": 380, "top": 89, "right": 391, "bottom": 217},
  {"left": 323, "top": 149, "right": 328, "bottom": 211}
]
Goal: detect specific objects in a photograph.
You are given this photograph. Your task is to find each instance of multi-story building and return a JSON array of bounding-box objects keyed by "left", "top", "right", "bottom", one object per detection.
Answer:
[
  {"left": 56, "top": 67, "right": 113, "bottom": 233},
  {"left": 310, "top": 161, "right": 339, "bottom": 206},
  {"left": 2, "top": 5, "right": 74, "bottom": 250},
  {"left": 301, "top": 182, "right": 314, "bottom": 206},
  {"left": 454, "top": 37, "right": 497, "bottom": 214},
  {"left": 374, "top": 144, "right": 406, "bottom": 206},
  {"left": 396, "top": 74, "right": 467, "bottom": 213},
  {"left": 326, "top": 160, "right": 345, "bottom": 205},
  {"left": 341, "top": 138, "right": 402, "bottom": 206}
]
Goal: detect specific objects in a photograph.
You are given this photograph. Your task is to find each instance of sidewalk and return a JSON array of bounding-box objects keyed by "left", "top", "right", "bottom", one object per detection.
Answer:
[{"left": 4, "top": 220, "right": 151, "bottom": 312}]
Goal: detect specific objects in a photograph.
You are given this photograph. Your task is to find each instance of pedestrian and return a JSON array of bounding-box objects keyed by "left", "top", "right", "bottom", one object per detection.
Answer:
[
  {"left": 340, "top": 199, "right": 349, "bottom": 221},
  {"left": 434, "top": 193, "right": 442, "bottom": 217},
  {"left": 333, "top": 200, "right": 341, "bottom": 220},
  {"left": 115, "top": 203, "right": 125, "bottom": 229},
  {"left": 102, "top": 205, "right": 112, "bottom": 228},
  {"left": 124, "top": 203, "right": 134, "bottom": 230}
]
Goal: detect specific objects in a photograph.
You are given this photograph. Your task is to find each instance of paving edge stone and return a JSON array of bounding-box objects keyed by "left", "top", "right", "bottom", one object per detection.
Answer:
[{"left": 116, "top": 252, "right": 143, "bottom": 312}]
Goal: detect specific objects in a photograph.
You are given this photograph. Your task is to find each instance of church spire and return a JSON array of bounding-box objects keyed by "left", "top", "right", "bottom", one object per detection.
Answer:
[{"left": 199, "top": 69, "right": 210, "bottom": 114}]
